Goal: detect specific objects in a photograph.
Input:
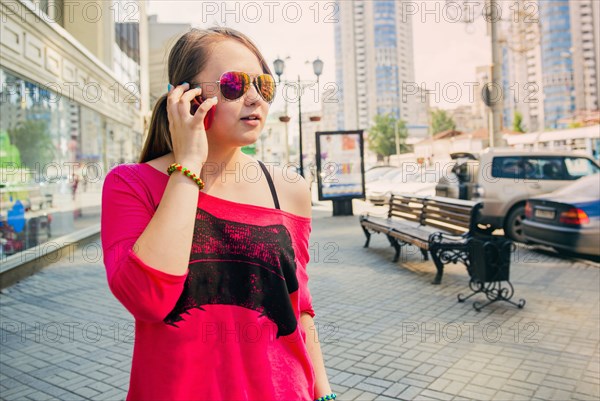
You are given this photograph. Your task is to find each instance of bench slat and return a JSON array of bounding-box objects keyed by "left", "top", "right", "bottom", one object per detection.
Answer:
[
  {"left": 427, "top": 196, "right": 478, "bottom": 208},
  {"left": 390, "top": 202, "right": 423, "bottom": 212},
  {"left": 425, "top": 202, "right": 474, "bottom": 215},
  {"left": 390, "top": 212, "right": 421, "bottom": 223},
  {"left": 390, "top": 206, "right": 423, "bottom": 216},
  {"left": 421, "top": 219, "right": 468, "bottom": 235},
  {"left": 423, "top": 208, "right": 471, "bottom": 224},
  {"left": 388, "top": 231, "right": 430, "bottom": 249}
]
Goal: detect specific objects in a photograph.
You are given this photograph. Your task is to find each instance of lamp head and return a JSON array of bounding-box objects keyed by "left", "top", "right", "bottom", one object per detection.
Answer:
[
  {"left": 312, "top": 58, "right": 324, "bottom": 77},
  {"left": 273, "top": 58, "right": 285, "bottom": 80}
]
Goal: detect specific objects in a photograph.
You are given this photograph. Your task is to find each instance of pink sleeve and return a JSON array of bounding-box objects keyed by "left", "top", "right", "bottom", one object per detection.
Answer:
[
  {"left": 291, "top": 218, "right": 316, "bottom": 318},
  {"left": 101, "top": 165, "right": 188, "bottom": 322}
]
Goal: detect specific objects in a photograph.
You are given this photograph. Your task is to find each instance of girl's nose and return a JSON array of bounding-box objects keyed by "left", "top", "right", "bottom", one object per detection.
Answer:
[{"left": 244, "top": 80, "right": 261, "bottom": 105}]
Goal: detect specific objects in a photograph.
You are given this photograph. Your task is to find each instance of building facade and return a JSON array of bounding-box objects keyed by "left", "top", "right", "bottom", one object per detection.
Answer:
[{"left": 0, "top": 0, "right": 148, "bottom": 262}]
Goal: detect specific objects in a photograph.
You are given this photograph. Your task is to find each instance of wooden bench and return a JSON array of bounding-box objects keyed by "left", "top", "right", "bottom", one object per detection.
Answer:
[{"left": 359, "top": 194, "right": 484, "bottom": 284}]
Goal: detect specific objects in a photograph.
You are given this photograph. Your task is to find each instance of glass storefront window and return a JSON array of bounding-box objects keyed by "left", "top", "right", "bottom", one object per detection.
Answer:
[{"left": 0, "top": 67, "right": 125, "bottom": 259}]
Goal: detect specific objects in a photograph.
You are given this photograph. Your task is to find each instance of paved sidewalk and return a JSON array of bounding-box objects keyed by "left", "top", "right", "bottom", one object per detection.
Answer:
[{"left": 1, "top": 201, "right": 599, "bottom": 400}]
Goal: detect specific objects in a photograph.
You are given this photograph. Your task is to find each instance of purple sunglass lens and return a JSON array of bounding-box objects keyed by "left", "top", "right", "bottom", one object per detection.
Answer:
[{"left": 220, "top": 72, "right": 249, "bottom": 100}]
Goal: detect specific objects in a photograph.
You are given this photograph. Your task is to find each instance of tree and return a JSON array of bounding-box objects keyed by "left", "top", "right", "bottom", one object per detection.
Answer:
[
  {"left": 7, "top": 120, "right": 55, "bottom": 169},
  {"left": 430, "top": 109, "right": 456, "bottom": 135},
  {"left": 368, "top": 114, "right": 409, "bottom": 162},
  {"left": 513, "top": 110, "right": 525, "bottom": 133}
]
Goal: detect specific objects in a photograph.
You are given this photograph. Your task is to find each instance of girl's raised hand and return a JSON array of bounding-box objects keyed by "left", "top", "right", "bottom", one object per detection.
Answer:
[{"left": 166, "top": 82, "right": 218, "bottom": 167}]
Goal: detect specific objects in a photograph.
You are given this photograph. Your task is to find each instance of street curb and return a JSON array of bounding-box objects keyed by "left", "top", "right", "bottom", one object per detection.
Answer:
[{"left": 0, "top": 224, "right": 100, "bottom": 290}]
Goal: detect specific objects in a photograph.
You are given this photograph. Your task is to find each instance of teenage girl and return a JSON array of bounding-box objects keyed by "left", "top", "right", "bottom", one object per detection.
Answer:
[{"left": 101, "top": 27, "right": 335, "bottom": 401}]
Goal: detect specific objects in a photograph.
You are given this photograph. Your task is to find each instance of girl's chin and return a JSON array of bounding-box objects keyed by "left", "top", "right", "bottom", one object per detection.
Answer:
[
  {"left": 208, "top": 125, "right": 263, "bottom": 146},
  {"left": 229, "top": 133, "right": 261, "bottom": 149}
]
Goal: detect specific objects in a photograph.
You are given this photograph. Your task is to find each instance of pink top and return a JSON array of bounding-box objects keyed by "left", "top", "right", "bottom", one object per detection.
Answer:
[{"left": 101, "top": 163, "right": 316, "bottom": 401}]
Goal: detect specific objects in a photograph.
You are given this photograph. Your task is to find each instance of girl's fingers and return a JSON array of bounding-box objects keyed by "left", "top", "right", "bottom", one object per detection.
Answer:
[
  {"left": 180, "top": 86, "right": 202, "bottom": 103},
  {"left": 178, "top": 87, "right": 203, "bottom": 116},
  {"left": 166, "top": 82, "right": 190, "bottom": 109},
  {"left": 192, "top": 96, "right": 218, "bottom": 121}
]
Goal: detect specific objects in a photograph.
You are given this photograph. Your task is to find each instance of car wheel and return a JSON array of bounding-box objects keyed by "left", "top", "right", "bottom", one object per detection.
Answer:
[{"left": 505, "top": 205, "right": 527, "bottom": 243}]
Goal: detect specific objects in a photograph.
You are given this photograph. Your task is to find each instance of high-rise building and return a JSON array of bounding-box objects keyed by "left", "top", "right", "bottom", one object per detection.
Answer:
[
  {"left": 569, "top": 0, "right": 600, "bottom": 114},
  {"left": 500, "top": 0, "right": 599, "bottom": 131},
  {"left": 334, "top": 0, "right": 417, "bottom": 134},
  {"left": 539, "top": 0, "right": 577, "bottom": 130},
  {"left": 500, "top": 0, "right": 545, "bottom": 132},
  {"left": 538, "top": 0, "right": 598, "bottom": 129}
]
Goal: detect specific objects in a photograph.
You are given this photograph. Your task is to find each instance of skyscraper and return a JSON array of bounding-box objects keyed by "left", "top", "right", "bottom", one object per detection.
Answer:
[
  {"left": 539, "top": 0, "right": 576, "bottom": 129},
  {"left": 334, "top": 0, "right": 416, "bottom": 132},
  {"left": 501, "top": 0, "right": 598, "bottom": 131},
  {"left": 501, "top": 0, "right": 545, "bottom": 132},
  {"left": 569, "top": 0, "right": 600, "bottom": 115}
]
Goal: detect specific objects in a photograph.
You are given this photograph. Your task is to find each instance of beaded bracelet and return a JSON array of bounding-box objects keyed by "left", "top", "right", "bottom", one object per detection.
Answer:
[
  {"left": 315, "top": 393, "right": 337, "bottom": 401},
  {"left": 167, "top": 163, "right": 205, "bottom": 190}
]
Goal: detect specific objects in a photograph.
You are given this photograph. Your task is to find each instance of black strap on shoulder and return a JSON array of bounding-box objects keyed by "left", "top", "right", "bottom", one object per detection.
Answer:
[{"left": 257, "top": 160, "right": 280, "bottom": 210}]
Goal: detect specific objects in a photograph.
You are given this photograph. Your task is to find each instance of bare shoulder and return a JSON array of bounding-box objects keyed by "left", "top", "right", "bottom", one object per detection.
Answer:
[
  {"left": 271, "top": 165, "right": 311, "bottom": 218},
  {"left": 144, "top": 153, "right": 174, "bottom": 171}
]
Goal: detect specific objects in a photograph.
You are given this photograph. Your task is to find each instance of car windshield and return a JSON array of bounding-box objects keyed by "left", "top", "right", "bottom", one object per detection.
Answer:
[
  {"left": 564, "top": 157, "right": 600, "bottom": 178},
  {"left": 390, "top": 171, "right": 437, "bottom": 184},
  {"left": 378, "top": 168, "right": 403, "bottom": 181},
  {"left": 550, "top": 173, "right": 600, "bottom": 198},
  {"left": 366, "top": 167, "right": 395, "bottom": 181}
]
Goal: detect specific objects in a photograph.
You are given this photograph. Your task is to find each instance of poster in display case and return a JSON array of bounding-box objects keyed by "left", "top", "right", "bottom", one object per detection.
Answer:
[{"left": 315, "top": 130, "right": 365, "bottom": 214}]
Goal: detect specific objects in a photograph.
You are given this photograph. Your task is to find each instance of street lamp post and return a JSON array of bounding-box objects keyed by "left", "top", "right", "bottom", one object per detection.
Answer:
[
  {"left": 273, "top": 57, "right": 323, "bottom": 178},
  {"left": 456, "top": 0, "right": 508, "bottom": 147},
  {"left": 260, "top": 128, "right": 271, "bottom": 160}
]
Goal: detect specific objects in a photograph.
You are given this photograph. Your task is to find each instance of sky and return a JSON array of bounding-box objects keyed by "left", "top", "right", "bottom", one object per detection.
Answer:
[{"left": 146, "top": 0, "right": 491, "bottom": 112}]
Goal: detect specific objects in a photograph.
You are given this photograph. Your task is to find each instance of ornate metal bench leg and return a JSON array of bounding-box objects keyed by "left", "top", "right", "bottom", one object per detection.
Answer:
[
  {"left": 387, "top": 236, "right": 402, "bottom": 263},
  {"left": 361, "top": 225, "right": 371, "bottom": 248},
  {"left": 429, "top": 246, "right": 444, "bottom": 285},
  {"left": 420, "top": 248, "right": 429, "bottom": 261}
]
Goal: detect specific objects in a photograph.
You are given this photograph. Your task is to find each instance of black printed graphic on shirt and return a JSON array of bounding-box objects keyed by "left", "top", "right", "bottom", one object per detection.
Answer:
[{"left": 164, "top": 208, "right": 299, "bottom": 338}]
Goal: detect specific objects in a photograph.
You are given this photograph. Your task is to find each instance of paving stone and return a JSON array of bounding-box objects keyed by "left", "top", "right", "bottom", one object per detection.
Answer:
[
  {"left": 353, "top": 382, "right": 386, "bottom": 394},
  {"left": 442, "top": 380, "right": 466, "bottom": 395},
  {"left": 397, "top": 385, "right": 424, "bottom": 400},
  {"left": 381, "top": 383, "right": 409, "bottom": 398},
  {"left": 70, "top": 385, "right": 100, "bottom": 399},
  {"left": 384, "top": 368, "right": 410, "bottom": 382},
  {"left": 363, "top": 377, "right": 394, "bottom": 389},
  {"left": 459, "top": 384, "right": 497, "bottom": 399},
  {"left": 428, "top": 378, "right": 451, "bottom": 392},
  {"left": 338, "top": 388, "right": 366, "bottom": 400},
  {"left": 331, "top": 371, "right": 353, "bottom": 385},
  {"left": 370, "top": 367, "right": 395, "bottom": 380},
  {"left": 340, "top": 374, "right": 367, "bottom": 388},
  {"left": 416, "top": 389, "right": 454, "bottom": 401}
]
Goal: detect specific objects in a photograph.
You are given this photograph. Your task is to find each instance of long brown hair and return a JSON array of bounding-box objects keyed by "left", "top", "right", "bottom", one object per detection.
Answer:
[{"left": 138, "top": 27, "right": 273, "bottom": 163}]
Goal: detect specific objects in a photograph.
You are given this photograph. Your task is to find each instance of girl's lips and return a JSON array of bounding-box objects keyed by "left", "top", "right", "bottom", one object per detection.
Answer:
[{"left": 241, "top": 119, "right": 260, "bottom": 126}]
